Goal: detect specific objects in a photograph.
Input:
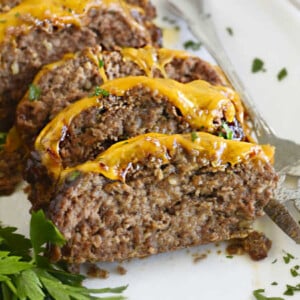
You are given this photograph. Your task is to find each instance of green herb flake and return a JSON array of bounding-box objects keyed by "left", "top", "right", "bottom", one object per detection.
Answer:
[
  {"left": 0, "top": 132, "right": 7, "bottom": 149},
  {"left": 98, "top": 58, "right": 104, "bottom": 68},
  {"left": 277, "top": 68, "right": 288, "bottom": 81},
  {"left": 284, "top": 284, "right": 300, "bottom": 296},
  {"left": 252, "top": 58, "right": 266, "bottom": 73},
  {"left": 0, "top": 20, "right": 7, "bottom": 24},
  {"left": 290, "top": 267, "right": 299, "bottom": 277},
  {"left": 283, "top": 252, "right": 295, "bottom": 264},
  {"left": 28, "top": 84, "right": 41, "bottom": 101},
  {"left": 226, "top": 27, "right": 233, "bottom": 36},
  {"left": 253, "top": 289, "right": 284, "bottom": 300},
  {"left": 272, "top": 259, "right": 278, "bottom": 264},
  {"left": 67, "top": 170, "right": 81, "bottom": 182},
  {"left": 226, "top": 255, "right": 233, "bottom": 259},
  {"left": 92, "top": 86, "right": 109, "bottom": 97},
  {"left": 174, "top": 25, "right": 180, "bottom": 31},
  {"left": 183, "top": 40, "right": 202, "bottom": 51},
  {"left": 271, "top": 282, "right": 278, "bottom": 286},
  {"left": 191, "top": 132, "right": 198, "bottom": 142},
  {"left": 220, "top": 122, "right": 234, "bottom": 140},
  {"left": 15, "top": 12, "right": 20, "bottom": 18}
]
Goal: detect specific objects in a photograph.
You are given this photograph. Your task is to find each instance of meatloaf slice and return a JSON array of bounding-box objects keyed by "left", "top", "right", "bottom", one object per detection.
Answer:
[
  {"left": 0, "top": 0, "right": 161, "bottom": 131},
  {"left": 41, "top": 132, "right": 277, "bottom": 264}
]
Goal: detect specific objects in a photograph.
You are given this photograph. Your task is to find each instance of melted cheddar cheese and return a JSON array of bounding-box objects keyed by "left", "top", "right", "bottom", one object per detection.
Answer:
[
  {"left": 60, "top": 132, "right": 274, "bottom": 182},
  {"left": 35, "top": 76, "right": 246, "bottom": 178},
  {"left": 0, "top": 0, "right": 146, "bottom": 42}
]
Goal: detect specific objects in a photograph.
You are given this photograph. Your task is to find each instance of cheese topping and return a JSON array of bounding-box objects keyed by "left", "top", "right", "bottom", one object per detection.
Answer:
[
  {"left": 35, "top": 76, "right": 245, "bottom": 178},
  {"left": 61, "top": 132, "right": 274, "bottom": 182},
  {"left": 0, "top": 0, "right": 147, "bottom": 42}
]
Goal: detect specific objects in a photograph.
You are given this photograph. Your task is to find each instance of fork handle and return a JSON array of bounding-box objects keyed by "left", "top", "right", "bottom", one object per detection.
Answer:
[{"left": 204, "top": 37, "right": 275, "bottom": 139}]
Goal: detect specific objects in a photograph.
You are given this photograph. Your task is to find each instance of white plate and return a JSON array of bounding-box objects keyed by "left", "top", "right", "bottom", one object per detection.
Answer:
[{"left": 1, "top": 1, "right": 300, "bottom": 299}]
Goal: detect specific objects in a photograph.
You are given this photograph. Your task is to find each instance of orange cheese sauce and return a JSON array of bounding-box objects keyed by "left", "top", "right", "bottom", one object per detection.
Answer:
[{"left": 61, "top": 132, "right": 274, "bottom": 182}]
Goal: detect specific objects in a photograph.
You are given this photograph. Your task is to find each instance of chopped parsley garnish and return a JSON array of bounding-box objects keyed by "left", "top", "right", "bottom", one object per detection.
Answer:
[
  {"left": 252, "top": 58, "right": 266, "bottom": 73},
  {"left": 284, "top": 284, "right": 300, "bottom": 296},
  {"left": 283, "top": 252, "right": 295, "bottom": 264},
  {"left": 277, "top": 68, "right": 288, "bottom": 81},
  {"left": 226, "top": 255, "right": 233, "bottom": 259},
  {"left": 271, "top": 282, "right": 278, "bottom": 286},
  {"left": 28, "top": 84, "right": 41, "bottom": 101},
  {"left": 98, "top": 58, "right": 104, "bottom": 68},
  {"left": 191, "top": 132, "right": 198, "bottom": 142},
  {"left": 92, "top": 86, "right": 109, "bottom": 97},
  {"left": 226, "top": 27, "right": 234, "bottom": 36},
  {"left": 67, "top": 170, "right": 81, "bottom": 182},
  {"left": 290, "top": 265, "right": 300, "bottom": 277},
  {"left": 0, "top": 210, "right": 127, "bottom": 299},
  {"left": 0, "top": 19, "right": 7, "bottom": 23},
  {"left": 0, "top": 132, "right": 7, "bottom": 149},
  {"left": 272, "top": 259, "right": 278, "bottom": 264},
  {"left": 253, "top": 289, "right": 284, "bottom": 300},
  {"left": 219, "top": 122, "right": 234, "bottom": 140},
  {"left": 183, "top": 40, "right": 202, "bottom": 51},
  {"left": 15, "top": 12, "right": 20, "bottom": 18}
]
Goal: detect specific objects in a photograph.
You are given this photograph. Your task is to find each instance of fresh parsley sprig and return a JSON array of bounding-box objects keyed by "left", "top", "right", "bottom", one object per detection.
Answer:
[{"left": 0, "top": 210, "right": 127, "bottom": 300}]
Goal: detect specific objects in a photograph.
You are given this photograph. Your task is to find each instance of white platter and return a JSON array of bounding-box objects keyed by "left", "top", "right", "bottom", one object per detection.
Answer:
[{"left": 1, "top": 0, "right": 300, "bottom": 299}]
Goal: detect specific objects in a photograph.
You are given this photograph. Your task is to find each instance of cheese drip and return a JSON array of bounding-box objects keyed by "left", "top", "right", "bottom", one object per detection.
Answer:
[
  {"left": 0, "top": 0, "right": 147, "bottom": 42},
  {"left": 35, "top": 76, "right": 244, "bottom": 178},
  {"left": 61, "top": 132, "right": 274, "bottom": 182}
]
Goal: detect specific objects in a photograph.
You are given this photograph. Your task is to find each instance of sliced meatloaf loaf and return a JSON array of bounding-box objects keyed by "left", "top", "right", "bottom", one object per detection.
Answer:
[
  {"left": 26, "top": 76, "right": 246, "bottom": 208},
  {"left": 40, "top": 132, "right": 277, "bottom": 264},
  {"left": 0, "top": 46, "right": 229, "bottom": 195},
  {"left": 0, "top": 0, "right": 161, "bottom": 131},
  {"left": 16, "top": 46, "right": 227, "bottom": 147}
]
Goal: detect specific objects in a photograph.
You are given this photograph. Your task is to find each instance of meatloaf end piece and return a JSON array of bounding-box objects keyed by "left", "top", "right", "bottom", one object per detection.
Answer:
[
  {"left": 42, "top": 132, "right": 277, "bottom": 264},
  {"left": 0, "top": 0, "right": 161, "bottom": 131}
]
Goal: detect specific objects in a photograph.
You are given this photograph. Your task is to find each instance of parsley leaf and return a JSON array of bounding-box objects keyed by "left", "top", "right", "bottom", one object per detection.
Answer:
[
  {"left": 283, "top": 252, "right": 295, "bottom": 264},
  {"left": 253, "top": 289, "right": 284, "bottom": 300},
  {"left": 284, "top": 284, "right": 300, "bottom": 296},
  {"left": 0, "top": 211, "right": 127, "bottom": 299},
  {"left": 28, "top": 84, "right": 41, "bottom": 101},
  {"left": 92, "top": 87, "right": 109, "bottom": 97},
  {"left": 183, "top": 40, "right": 202, "bottom": 51},
  {"left": 252, "top": 58, "right": 266, "bottom": 73},
  {"left": 277, "top": 68, "right": 287, "bottom": 81}
]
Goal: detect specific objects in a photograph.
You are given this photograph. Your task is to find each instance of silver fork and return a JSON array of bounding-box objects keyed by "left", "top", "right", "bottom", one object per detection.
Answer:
[{"left": 167, "top": 0, "right": 300, "bottom": 242}]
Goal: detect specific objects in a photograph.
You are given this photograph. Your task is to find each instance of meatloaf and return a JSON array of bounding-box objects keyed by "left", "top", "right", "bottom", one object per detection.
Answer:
[
  {"left": 25, "top": 76, "right": 247, "bottom": 208},
  {"left": 16, "top": 46, "right": 227, "bottom": 147},
  {"left": 0, "top": 0, "right": 161, "bottom": 131},
  {"left": 39, "top": 132, "right": 277, "bottom": 264},
  {"left": 1, "top": 45, "right": 229, "bottom": 195}
]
